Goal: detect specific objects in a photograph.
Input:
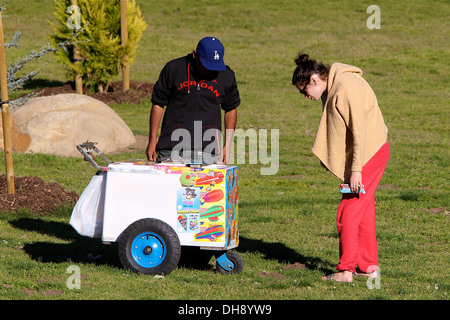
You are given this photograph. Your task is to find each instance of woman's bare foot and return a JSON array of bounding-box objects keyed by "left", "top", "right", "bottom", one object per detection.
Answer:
[{"left": 321, "top": 270, "right": 353, "bottom": 282}]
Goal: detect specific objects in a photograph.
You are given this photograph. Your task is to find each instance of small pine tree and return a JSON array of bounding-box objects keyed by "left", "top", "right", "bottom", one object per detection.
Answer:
[{"left": 49, "top": 0, "right": 147, "bottom": 92}]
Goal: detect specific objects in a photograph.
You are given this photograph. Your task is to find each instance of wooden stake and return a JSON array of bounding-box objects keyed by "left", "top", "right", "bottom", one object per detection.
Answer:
[
  {"left": 74, "top": 45, "right": 83, "bottom": 94},
  {"left": 120, "top": 0, "right": 129, "bottom": 91},
  {"left": 72, "top": 0, "right": 83, "bottom": 94},
  {"left": 0, "top": 10, "right": 15, "bottom": 195}
]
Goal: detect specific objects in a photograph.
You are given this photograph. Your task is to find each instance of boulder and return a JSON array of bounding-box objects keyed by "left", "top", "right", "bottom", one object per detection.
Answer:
[{"left": 2, "top": 93, "right": 136, "bottom": 157}]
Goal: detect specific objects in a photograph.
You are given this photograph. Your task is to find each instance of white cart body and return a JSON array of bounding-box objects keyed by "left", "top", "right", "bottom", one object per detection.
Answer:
[{"left": 101, "top": 162, "right": 239, "bottom": 250}]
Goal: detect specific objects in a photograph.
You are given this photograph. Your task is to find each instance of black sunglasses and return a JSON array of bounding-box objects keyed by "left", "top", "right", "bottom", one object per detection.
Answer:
[{"left": 299, "top": 81, "right": 309, "bottom": 95}]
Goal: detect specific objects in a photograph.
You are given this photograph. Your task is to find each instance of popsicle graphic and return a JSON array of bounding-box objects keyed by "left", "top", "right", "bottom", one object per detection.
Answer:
[
  {"left": 178, "top": 214, "right": 187, "bottom": 231},
  {"left": 195, "top": 225, "right": 224, "bottom": 241},
  {"left": 195, "top": 172, "right": 224, "bottom": 186},
  {"left": 200, "top": 205, "right": 224, "bottom": 221},
  {"left": 202, "top": 189, "right": 224, "bottom": 203},
  {"left": 180, "top": 172, "right": 196, "bottom": 187}
]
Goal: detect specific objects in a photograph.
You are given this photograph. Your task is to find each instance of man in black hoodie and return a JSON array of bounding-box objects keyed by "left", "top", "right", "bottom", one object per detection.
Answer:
[{"left": 146, "top": 37, "right": 240, "bottom": 164}]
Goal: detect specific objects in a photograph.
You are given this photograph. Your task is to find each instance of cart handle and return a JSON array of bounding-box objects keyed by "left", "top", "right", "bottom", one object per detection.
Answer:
[{"left": 76, "top": 142, "right": 111, "bottom": 171}]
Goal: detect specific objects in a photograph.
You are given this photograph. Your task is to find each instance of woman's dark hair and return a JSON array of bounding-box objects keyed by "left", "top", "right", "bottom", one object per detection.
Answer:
[{"left": 292, "top": 53, "right": 330, "bottom": 86}]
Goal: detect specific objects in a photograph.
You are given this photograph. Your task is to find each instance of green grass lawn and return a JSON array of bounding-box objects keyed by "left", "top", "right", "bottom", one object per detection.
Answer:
[{"left": 0, "top": 0, "right": 448, "bottom": 302}]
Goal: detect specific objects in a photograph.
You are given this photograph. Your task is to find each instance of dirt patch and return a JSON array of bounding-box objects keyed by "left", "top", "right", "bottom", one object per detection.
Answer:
[
  {"left": 36, "top": 81, "right": 154, "bottom": 105},
  {"left": 427, "top": 207, "right": 448, "bottom": 216},
  {"left": 260, "top": 271, "right": 286, "bottom": 279},
  {"left": 21, "top": 288, "right": 64, "bottom": 297},
  {"left": 0, "top": 175, "right": 79, "bottom": 214},
  {"left": 283, "top": 262, "right": 306, "bottom": 270}
]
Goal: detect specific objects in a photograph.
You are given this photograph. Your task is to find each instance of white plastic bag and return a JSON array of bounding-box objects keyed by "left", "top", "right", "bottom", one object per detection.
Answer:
[{"left": 70, "top": 173, "right": 106, "bottom": 238}]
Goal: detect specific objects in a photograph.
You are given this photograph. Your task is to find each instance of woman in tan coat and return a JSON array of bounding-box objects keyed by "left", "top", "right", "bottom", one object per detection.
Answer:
[{"left": 292, "top": 53, "right": 390, "bottom": 283}]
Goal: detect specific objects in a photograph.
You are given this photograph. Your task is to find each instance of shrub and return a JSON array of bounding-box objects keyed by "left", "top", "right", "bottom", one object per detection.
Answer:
[{"left": 49, "top": 0, "right": 147, "bottom": 92}]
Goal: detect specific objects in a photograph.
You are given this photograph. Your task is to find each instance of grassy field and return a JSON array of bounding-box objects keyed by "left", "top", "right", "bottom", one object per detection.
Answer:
[{"left": 0, "top": 0, "right": 448, "bottom": 302}]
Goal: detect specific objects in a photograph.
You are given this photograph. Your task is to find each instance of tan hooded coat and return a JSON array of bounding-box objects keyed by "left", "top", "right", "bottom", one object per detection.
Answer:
[{"left": 312, "top": 63, "right": 388, "bottom": 182}]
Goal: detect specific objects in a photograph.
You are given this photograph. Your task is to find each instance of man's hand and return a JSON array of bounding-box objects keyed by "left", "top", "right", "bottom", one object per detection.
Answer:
[
  {"left": 146, "top": 105, "right": 164, "bottom": 161},
  {"left": 146, "top": 140, "right": 158, "bottom": 161},
  {"left": 219, "top": 145, "right": 230, "bottom": 164},
  {"left": 220, "top": 108, "right": 237, "bottom": 165}
]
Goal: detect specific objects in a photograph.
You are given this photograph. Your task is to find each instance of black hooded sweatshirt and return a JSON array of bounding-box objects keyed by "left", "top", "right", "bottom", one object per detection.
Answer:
[{"left": 151, "top": 53, "right": 240, "bottom": 153}]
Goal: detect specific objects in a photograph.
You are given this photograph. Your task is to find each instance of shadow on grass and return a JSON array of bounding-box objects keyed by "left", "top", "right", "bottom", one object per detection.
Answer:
[
  {"left": 9, "top": 218, "right": 121, "bottom": 268},
  {"left": 10, "top": 217, "right": 333, "bottom": 274},
  {"left": 22, "top": 79, "right": 66, "bottom": 91},
  {"left": 237, "top": 236, "right": 333, "bottom": 274}
]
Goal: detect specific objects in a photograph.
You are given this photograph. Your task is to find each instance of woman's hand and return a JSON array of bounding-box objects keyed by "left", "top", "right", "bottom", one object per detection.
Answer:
[{"left": 350, "top": 171, "right": 363, "bottom": 193}]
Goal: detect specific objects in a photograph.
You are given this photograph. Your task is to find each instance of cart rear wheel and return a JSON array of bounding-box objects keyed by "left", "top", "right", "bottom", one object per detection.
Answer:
[
  {"left": 118, "top": 219, "right": 181, "bottom": 275},
  {"left": 216, "top": 251, "right": 244, "bottom": 275}
]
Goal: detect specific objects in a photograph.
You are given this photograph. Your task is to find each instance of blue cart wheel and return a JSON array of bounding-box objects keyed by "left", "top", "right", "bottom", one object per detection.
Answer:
[
  {"left": 216, "top": 251, "right": 244, "bottom": 275},
  {"left": 119, "top": 219, "right": 181, "bottom": 275},
  {"left": 131, "top": 232, "right": 166, "bottom": 268}
]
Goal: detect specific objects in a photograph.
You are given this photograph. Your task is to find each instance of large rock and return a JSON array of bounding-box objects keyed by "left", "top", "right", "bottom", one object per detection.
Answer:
[{"left": 3, "top": 93, "right": 136, "bottom": 157}]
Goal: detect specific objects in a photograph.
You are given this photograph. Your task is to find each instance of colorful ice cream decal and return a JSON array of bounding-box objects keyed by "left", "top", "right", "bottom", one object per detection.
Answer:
[
  {"left": 200, "top": 205, "right": 224, "bottom": 221},
  {"left": 195, "top": 224, "right": 224, "bottom": 241},
  {"left": 174, "top": 166, "right": 238, "bottom": 245}
]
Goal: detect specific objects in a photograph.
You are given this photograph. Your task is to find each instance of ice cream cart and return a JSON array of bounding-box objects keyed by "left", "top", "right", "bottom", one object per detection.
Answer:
[{"left": 70, "top": 143, "right": 243, "bottom": 276}]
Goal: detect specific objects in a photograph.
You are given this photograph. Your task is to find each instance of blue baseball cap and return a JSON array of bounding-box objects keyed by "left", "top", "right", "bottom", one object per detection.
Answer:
[{"left": 196, "top": 37, "right": 226, "bottom": 71}]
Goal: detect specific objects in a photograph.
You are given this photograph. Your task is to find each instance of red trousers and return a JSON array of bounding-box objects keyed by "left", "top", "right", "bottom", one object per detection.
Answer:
[{"left": 335, "top": 141, "right": 390, "bottom": 273}]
